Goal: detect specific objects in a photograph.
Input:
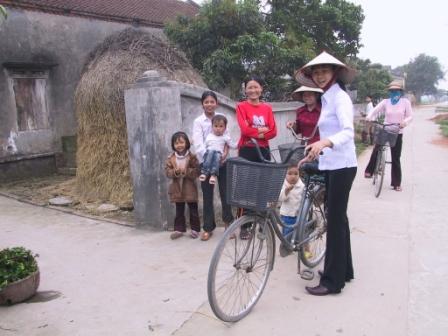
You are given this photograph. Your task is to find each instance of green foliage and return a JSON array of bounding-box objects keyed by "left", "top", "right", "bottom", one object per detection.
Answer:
[
  {"left": 436, "top": 119, "right": 448, "bottom": 138},
  {"left": 0, "top": 5, "right": 7, "bottom": 20},
  {"left": 166, "top": 0, "right": 363, "bottom": 100},
  {"left": 351, "top": 59, "right": 392, "bottom": 102},
  {"left": 267, "top": 0, "right": 364, "bottom": 58},
  {"left": 0, "top": 247, "right": 39, "bottom": 290},
  {"left": 403, "top": 54, "right": 445, "bottom": 101}
]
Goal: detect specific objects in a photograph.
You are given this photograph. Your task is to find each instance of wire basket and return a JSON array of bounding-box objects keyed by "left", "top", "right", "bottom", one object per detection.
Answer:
[
  {"left": 374, "top": 127, "right": 399, "bottom": 146},
  {"left": 226, "top": 157, "right": 288, "bottom": 211},
  {"left": 278, "top": 142, "right": 306, "bottom": 165}
]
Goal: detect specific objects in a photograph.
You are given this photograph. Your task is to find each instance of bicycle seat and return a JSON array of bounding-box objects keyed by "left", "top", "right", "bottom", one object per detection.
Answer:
[{"left": 301, "top": 161, "right": 321, "bottom": 175}]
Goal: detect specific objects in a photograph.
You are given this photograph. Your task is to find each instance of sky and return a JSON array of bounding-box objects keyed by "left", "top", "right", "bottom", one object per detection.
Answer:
[{"left": 191, "top": 0, "right": 448, "bottom": 89}]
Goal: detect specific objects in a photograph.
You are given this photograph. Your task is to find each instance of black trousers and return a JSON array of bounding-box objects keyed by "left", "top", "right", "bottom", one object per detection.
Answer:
[
  {"left": 320, "top": 167, "right": 357, "bottom": 292},
  {"left": 174, "top": 202, "right": 200, "bottom": 232},
  {"left": 201, "top": 163, "right": 234, "bottom": 233},
  {"left": 365, "top": 134, "right": 403, "bottom": 187}
]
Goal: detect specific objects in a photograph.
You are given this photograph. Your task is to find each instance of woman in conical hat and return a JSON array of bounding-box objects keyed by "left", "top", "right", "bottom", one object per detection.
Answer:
[
  {"left": 364, "top": 80, "right": 413, "bottom": 191},
  {"left": 286, "top": 85, "right": 323, "bottom": 144},
  {"left": 296, "top": 51, "right": 357, "bottom": 296}
]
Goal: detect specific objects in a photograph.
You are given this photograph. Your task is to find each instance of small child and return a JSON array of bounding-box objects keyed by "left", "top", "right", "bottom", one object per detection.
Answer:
[
  {"left": 278, "top": 165, "right": 304, "bottom": 236},
  {"left": 165, "top": 131, "right": 201, "bottom": 239},
  {"left": 199, "top": 114, "right": 237, "bottom": 185}
]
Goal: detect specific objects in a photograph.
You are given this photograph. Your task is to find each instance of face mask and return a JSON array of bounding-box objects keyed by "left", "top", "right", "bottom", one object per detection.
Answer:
[{"left": 389, "top": 90, "right": 402, "bottom": 105}]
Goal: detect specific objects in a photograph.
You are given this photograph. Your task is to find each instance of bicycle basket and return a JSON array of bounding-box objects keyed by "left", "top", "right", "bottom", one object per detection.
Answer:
[
  {"left": 278, "top": 143, "right": 306, "bottom": 165},
  {"left": 226, "top": 157, "right": 288, "bottom": 211},
  {"left": 374, "top": 127, "right": 399, "bottom": 146}
]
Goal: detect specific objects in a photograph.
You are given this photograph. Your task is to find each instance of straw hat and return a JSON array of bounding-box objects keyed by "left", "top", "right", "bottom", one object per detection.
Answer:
[
  {"left": 388, "top": 80, "right": 404, "bottom": 90},
  {"left": 294, "top": 51, "right": 357, "bottom": 85},
  {"left": 291, "top": 86, "right": 324, "bottom": 102}
]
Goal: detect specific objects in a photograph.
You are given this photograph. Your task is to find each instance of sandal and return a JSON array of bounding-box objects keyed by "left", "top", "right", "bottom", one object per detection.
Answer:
[
  {"left": 300, "top": 269, "right": 314, "bottom": 281},
  {"left": 239, "top": 228, "right": 251, "bottom": 240},
  {"left": 201, "top": 231, "right": 213, "bottom": 241},
  {"left": 394, "top": 186, "right": 402, "bottom": 192},
  {"left": 190, "top": 230, "right": 199, "bottom": 239},
  {"left": 170, "top": 231, "right": 184, "bottom": 240},
  {"left": 364, "top": 172, "right": 372, "bottom": 178}
]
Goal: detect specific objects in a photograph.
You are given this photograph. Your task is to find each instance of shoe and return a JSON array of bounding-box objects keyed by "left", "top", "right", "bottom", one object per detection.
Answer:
[
  {"left": 300, "top": 269, "right": 314, "bottom": 281},
  {"left": 201, "top": 231, "right": 213, "bottom": 241},
  {"left": 305, "top": 285, "right": 340, "bottom": 296},
  {"left": 364, "top": 172, "right": 372, "bottom": 178},
  {"left": 170, "top": 231, "right": 184, "bottom": 240},
  {"left": 209, "top": 176, "right": 217, "bottom": 184},
  {"left": 199, "top": 174, "right": 207, "bottom": 182},
  {"left": 394, "top": 186, "right": 402, "bottom": 191},
  {"left": 190, "top": 230, "right": 199, "bottom": 239}
]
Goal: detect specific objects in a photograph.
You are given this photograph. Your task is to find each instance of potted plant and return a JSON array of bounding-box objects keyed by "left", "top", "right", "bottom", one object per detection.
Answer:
[{"left": 0, "top": 247, "right": 40, "bottom": 305}]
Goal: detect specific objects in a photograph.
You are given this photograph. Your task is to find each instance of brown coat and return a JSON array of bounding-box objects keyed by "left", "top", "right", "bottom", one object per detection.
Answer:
[{"left": 165, "top": 152, "right": 200, "bottom": 203}]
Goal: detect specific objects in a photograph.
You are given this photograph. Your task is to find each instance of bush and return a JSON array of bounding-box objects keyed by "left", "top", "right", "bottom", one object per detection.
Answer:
[{"left": 0, "top": 247, "right": 39, "bottom": 290}]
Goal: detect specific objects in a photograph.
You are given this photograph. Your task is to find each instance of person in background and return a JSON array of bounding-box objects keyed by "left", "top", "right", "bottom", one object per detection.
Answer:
[
  {"left": 296, "top": 51, "right": 357, "bottom": 296},
  {"left": 361, "top": 95, "right": 374, "bottom": 145},
  {"left": 165, "top": 132, "right": 200, "bottom": 239},
  {"left": 364, "top": 80, "right": 413, "bottom": 191},
  {"left": 192, "top": 91, "right": 234, "bottom": 241},
  {"left": 236, "top": 75, "right": 277, "bottom": 239},
  {"left": 286, "top": 85, "right": 323, "bottom": 144}
]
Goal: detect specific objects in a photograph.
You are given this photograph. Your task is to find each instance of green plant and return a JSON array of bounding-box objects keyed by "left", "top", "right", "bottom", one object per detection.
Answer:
[
  {"left": 0, "top": 247, "right": 39, "bottom": 290},
  {"left": 437, "top": 119, "right": 448, "bottom": 138},
  {"left": 0, "top": 5, "right": 7, "bottom": 19}
]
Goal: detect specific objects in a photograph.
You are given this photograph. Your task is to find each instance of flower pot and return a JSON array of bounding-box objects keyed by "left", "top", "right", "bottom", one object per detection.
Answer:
[{"left": 0, "top": 270, "right": 40, "bottom": 305}]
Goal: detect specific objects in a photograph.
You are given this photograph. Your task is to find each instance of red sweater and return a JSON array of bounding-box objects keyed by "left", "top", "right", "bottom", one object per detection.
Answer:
[
  {"left": 236, "top": 101, "right": 277, "bottom": 148},
  {"left": 294, "top": 104, "right": 321, "bottom": 144}
]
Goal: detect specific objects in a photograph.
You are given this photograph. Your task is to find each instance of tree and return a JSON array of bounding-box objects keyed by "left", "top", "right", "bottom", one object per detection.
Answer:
[
  {"left": 0, "top": 5, "right": 7, "bottom": 20},
  {"left": 266, "top": 0, "right": 364, "bottom": 59},
  {"left": 403, "top": 54, "right": 445, "bottom": 101},
  {"left": 350, "top": 59, "right": 392, "bottom": 103}
]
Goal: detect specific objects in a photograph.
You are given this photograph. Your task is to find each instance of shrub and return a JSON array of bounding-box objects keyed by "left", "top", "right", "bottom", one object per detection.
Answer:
[{"left": 0, "top": 247, "right": 39, "bottom": 290}]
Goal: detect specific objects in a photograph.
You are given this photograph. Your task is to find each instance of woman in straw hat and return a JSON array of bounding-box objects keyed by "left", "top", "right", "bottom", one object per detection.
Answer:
[
  {"left": 296, "top": 51, "right": 357, "bottom": 296},
  {"left": 286, "top": 86, "right": 323, "bottom": 144},
  {"left": 364, "top": 80, "right": 413, "bottom": 191}
]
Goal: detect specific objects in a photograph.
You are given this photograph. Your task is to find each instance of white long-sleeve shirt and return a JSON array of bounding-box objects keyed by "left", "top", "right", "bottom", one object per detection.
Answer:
[
  {"left": 278, "top": 180, "right": 304, "bottom": 217},
  {"left": 318, "top": 83, "right": 357, "bottom": 170},
  {"left": 192, "top": 112, "right": 231, "bottom": 163},
  {"left": 204, "top": 133, "right": 237, "bottom": 154}
]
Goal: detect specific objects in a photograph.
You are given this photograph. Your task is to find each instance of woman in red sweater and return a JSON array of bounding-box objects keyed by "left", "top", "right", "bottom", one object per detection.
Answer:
[
  {"left": 236, "top": 76, "right": 277, "bottom": 239},
  {"left": 237, "top": 76, "right": 277, "bottom": 162}
]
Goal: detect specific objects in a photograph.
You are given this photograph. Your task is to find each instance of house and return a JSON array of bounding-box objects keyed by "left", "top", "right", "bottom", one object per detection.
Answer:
[{"left": 0, "top": 0, "right": 199, "bottom": 180}]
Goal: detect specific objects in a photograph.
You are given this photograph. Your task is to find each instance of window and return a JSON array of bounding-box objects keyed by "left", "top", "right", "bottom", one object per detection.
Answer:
[{"left": 9, "top": 69, "right": 49, "bottom": 131}]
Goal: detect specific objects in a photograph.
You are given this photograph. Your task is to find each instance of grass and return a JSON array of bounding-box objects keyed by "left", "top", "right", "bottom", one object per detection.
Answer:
[{"left": 436, "top": 119, "right": 448, "bottom": 137}]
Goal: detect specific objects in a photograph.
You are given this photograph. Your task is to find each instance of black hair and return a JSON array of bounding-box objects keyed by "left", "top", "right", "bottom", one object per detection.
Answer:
[
  {"left": 244, "top": 75, "right": 265, "bottom": 88},
  {"left": 211, "top": 114, "right": 228, "bottom": 126},
  {"left": 171, "top": 131, "right": 190, "bottom": 151},
  {"left": 201, "top": 90, "right": 218, "bottom": 104}
]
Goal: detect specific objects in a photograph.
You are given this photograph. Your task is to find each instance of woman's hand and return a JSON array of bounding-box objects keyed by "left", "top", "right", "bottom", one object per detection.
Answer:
[
  {"left": 399, "top": 121, "right": 406, "bottom": 129},
  {"left": 304, "top": 139, "right": 333, "bottom": 161},
  {"left": 258, "top": 126, "right": 269, "bottom": 134},
  {"left": 286, "top": 121, "right": 295, "bottom": 129}
]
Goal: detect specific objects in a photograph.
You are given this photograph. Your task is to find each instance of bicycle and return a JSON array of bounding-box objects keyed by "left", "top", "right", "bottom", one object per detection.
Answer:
[
  {"left": 207, "top": 136, "right": 327, "bottom": 322},
  {"left": 371, "top": 122, "right": 400, "bottom": 197}
]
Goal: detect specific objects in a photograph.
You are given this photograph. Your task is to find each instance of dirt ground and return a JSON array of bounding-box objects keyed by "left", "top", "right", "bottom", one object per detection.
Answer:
[{"left": 0, "top": 174, "right": 135, "bottom": 225}]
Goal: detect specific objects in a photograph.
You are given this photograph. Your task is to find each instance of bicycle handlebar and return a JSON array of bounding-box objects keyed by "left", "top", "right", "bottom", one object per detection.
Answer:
[{"left": 249, "top": 138, "right": 304, "bottom": 165}]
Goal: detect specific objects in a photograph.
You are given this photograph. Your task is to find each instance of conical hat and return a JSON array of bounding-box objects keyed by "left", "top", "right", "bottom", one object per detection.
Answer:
[
  {"left": 388, "top": 80, "right": 404, "bottom": 90},
  {"left": 294, "top": 51, "right": 357, "bottom": 85},
  {"left": 291, "top": 86, "right": 323, "bottom": 102}
]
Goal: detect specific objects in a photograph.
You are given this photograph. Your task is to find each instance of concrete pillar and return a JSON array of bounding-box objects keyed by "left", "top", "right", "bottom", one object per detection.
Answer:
[{"left": 124, "top": 71, "right": 181, "bottom": 229}]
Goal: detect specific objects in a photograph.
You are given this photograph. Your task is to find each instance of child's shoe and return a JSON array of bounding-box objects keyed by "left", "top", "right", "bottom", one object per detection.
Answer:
[
  {"left": 209, "top": 175, "right": 217, "bottom": 184},
  {"left": 190, "top": 230, "right": 199, "bottom": 239},
  {"left": 199, "top": 174, "right": 207, "bottom": 182},
  {"left": 170, "top": 231, "right": 183, "bottom": 240}
]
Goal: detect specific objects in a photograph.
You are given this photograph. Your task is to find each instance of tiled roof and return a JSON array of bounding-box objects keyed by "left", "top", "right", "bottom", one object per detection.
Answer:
[{"left": 0, "top": 0, "right": 199, "bottom": 27}]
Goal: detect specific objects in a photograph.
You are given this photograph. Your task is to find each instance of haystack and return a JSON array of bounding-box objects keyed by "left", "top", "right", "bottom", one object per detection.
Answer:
[{"left": 75, "top": 28, "right": 205, "bottom": 205}]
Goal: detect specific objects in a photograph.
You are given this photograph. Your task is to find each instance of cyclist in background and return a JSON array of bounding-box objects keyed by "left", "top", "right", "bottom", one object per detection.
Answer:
[{"left": 364, "top": 80, "right": 413, "bottom": 191}]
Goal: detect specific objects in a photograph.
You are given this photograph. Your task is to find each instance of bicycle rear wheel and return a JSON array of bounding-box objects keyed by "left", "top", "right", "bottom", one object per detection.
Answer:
[
  {"left": 299, "top": 187, "right": 327, "bottom": 268},
  {"left": 373, "top": 148, "right": 386, "bottom": 198},
  {"left": 207, "top": 215, "right": 275, "bottom": 322}
]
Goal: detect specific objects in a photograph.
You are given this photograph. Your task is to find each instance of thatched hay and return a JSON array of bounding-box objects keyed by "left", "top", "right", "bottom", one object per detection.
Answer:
[{"left": 75, "top": 28, "right": 205, "bottom": 204}]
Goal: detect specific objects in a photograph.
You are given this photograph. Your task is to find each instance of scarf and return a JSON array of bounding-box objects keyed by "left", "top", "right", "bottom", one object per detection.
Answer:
[{"left": 389, "top": 91, "right": 402, "bottom": 105}]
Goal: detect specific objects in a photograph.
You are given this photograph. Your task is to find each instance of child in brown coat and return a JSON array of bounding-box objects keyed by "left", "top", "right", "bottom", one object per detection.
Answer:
[{"left": 165, "top": 131, "right": 201, "bottom": 239}]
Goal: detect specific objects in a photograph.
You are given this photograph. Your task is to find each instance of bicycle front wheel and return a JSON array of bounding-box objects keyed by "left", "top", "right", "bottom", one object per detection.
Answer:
[
  {"left": 374, "top": 148, "right": 386, "bottom": 198},
  {"left": 298, "top": 187, "right": 327, "bottom": 268},
  {"left": 207, "top": 215, "right": 275, "bottom": 322}
]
